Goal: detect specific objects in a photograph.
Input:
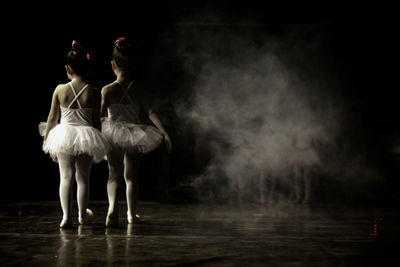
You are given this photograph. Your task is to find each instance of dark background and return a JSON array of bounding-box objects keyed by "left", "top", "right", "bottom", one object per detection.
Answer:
[{"left": 2, "top": 2, "right": 398, "bottom": 205}]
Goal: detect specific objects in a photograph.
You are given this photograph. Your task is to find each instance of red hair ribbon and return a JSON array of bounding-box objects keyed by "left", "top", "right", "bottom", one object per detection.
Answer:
[{"left": 114, "top": 37, "right": 127, "bottom": 45}]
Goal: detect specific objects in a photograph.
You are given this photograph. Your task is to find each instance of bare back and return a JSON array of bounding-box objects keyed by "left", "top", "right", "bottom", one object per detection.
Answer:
[
  {"left": 102, "top": 81, "right": 141, "bottom": 106},
  {"left": 57, "top": 81, "right": 99, "bottom": 109}
]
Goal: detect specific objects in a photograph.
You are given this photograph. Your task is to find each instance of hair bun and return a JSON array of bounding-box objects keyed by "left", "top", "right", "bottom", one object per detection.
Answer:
[
  {"left": 114, "top": 37, "right": 127, "bottom": 46},
  {"left": 114, "top": 37, "right": 132, "bottom": 53},
  {"left": 66, "top": 40, "right": 93, "bottom": 77},
  {"left": 71, "top": 40, "right": 86, "bottom": 56}
]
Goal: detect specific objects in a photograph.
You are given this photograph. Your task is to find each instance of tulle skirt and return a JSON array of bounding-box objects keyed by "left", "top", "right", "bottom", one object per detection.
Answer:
[
  {"left": 40, "top": 122, "right": 111, "bottom": 163},
  {"left": 101, "top": 118, "right": 163, "bottom": 153}
]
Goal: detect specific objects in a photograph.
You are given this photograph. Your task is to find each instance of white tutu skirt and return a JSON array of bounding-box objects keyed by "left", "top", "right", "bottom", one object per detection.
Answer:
[
  {"left": 102, "top": 118, "right": 163, "bottom": 153},
  {"left": 40, "top": 122, "right": 111, "bottom": 163}
]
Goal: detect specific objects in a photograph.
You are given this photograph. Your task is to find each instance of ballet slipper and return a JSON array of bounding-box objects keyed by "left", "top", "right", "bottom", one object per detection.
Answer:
[
  {"left": 78, "top": 208, "right": 94, "bottom": 225},
  {"left": 106, "top": 210, "right": 119, "bottom": 228},
  {"left": 60, "top": 217, "right": 72, "bottom": 228},
  {"left": 127, "top": 213, "right": 141, "bottom": 224}
]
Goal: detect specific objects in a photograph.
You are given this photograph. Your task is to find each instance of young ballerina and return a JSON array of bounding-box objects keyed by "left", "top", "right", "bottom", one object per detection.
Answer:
[
  {"left": 41, "top": 40, "right": 110, "bottom": 227},
  {"left": 101, "top": 37, "right": 172, "bottom": 227}
]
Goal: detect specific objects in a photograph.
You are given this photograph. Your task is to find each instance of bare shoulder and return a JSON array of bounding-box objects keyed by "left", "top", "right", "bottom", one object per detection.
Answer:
[
  {"left": 53, "top": 83, "right": 70, "bottom": 97},
  {"left": 55, "top": 83, "right": 69, "bottom": 92},
  {"left": 101, "top": 82, "right": 118, "bottom": 96}
]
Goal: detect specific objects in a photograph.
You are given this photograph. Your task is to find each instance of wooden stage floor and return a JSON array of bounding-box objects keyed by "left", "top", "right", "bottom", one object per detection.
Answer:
[{"left": 0, "top": 201, "right": 399, "bottom": 266}]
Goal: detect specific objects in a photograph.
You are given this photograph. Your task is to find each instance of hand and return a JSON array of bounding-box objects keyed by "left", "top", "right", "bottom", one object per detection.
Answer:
[{"left": 164, "top": 135, "right": 172, "bottom": 153}]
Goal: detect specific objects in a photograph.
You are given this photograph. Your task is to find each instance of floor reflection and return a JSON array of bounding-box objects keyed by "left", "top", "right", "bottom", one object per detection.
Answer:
[
  {"left": 0, "top": 201, "right": 398, "bottom": 266},
  {"left": 57, "top": 228, "right": 73, "bottom": 267},
  {"left": 105, "top": 224, "right": 136, "bottom": 266}
]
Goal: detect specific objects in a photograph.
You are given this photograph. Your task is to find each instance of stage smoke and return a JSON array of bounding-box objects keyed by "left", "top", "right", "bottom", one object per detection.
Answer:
[{"left": 174, "top": 24, "right": 378, "bottom": 204}]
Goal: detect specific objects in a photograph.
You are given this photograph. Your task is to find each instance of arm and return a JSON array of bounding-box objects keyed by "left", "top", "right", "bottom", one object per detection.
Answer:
[
  {"left": 148, "top": 109, "right": 172, "bottom": 153},
  {"left": 100, "top": 87, "right": 109, "bottom": 119},
  {"left": 43, "top": 86, "right": 61, "bottom": 142}
]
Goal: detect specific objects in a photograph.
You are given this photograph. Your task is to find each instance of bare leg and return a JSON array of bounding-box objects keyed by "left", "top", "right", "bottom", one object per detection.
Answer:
[
  {"left": 57, "top": 153, "right": 75, "bottom": 228},
  {"left": 75, "top": 154, "right": 93, "bottom": 223},
  {"left": 106, "top": 149, "right": 124, "bottom": 227},
  {"left": 124, "top": 152, "right": 142, "bottom": 223}
]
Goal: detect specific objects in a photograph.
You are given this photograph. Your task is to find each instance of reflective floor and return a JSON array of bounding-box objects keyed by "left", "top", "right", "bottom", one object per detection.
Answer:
[{"left": 0, "top": 201, "right": 399, "bottom": 266}]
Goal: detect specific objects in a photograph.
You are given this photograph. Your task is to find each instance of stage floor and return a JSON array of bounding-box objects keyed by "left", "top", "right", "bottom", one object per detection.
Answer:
[{"left": 0, "top": 201, "right": 399, "bottom": 266}]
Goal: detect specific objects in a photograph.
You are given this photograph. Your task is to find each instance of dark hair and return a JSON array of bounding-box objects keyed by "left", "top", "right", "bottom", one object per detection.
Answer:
[
  {"left": 65, "top": 40, "right": 92, "bottom": 77},
  {"left": 112, "top": 37, "right": 136, "bottom": 71}
]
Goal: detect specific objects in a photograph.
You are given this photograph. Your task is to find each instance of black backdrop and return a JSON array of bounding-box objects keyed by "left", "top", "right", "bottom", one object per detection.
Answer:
[{"left": 2, "top": 2, "right": 398, "bottom": 205}]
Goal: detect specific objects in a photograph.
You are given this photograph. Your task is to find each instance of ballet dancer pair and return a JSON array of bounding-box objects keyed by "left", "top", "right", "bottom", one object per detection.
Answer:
[{"left": 41, "top": 38, "right": 172, "bottom": 228}]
